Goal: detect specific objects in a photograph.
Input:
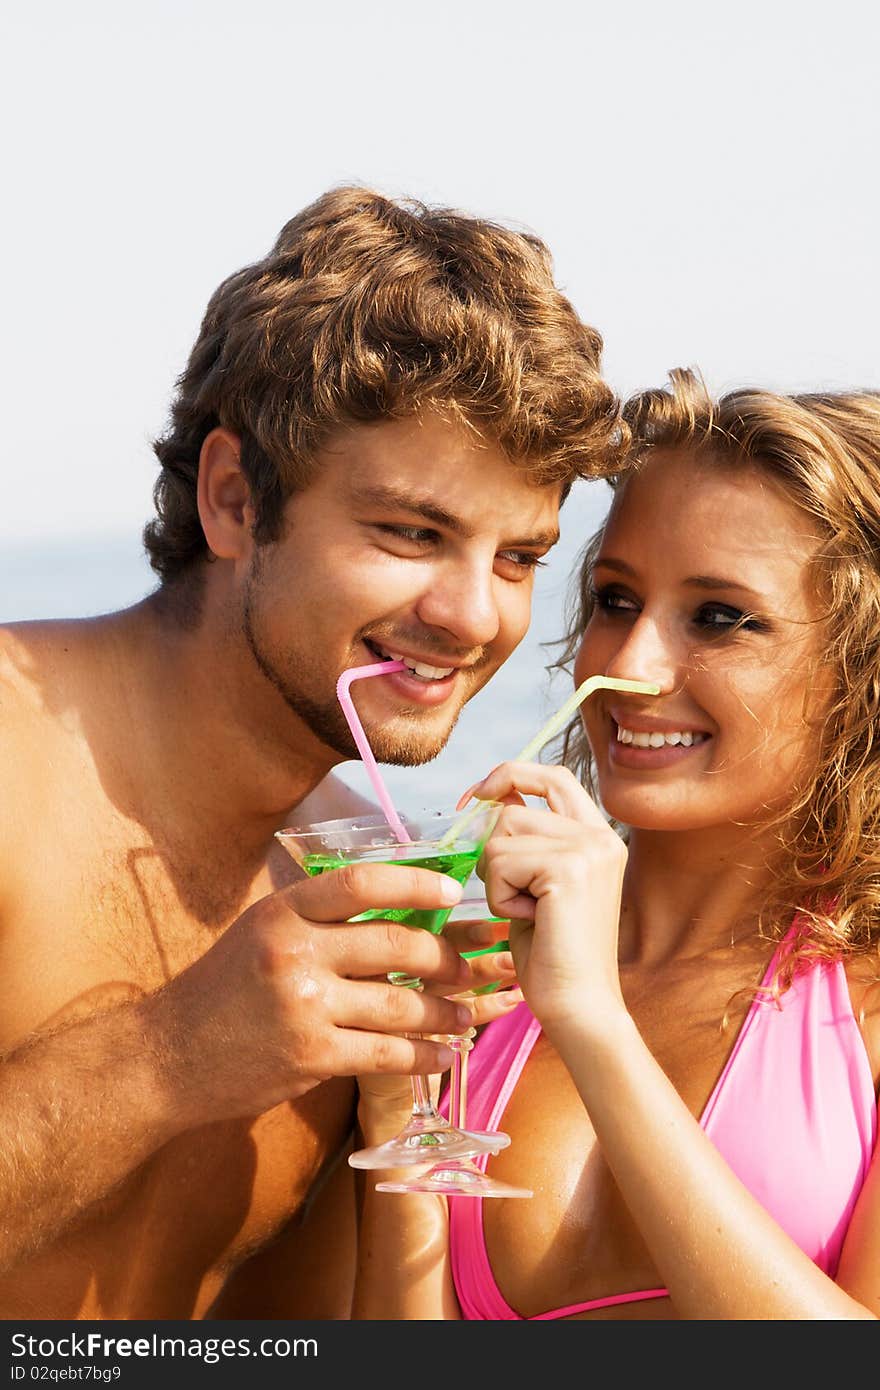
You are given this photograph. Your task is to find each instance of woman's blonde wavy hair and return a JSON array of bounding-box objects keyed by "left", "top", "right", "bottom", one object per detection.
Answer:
[{"left": 555, "top": 367, "right": 880, "bottom": 983}]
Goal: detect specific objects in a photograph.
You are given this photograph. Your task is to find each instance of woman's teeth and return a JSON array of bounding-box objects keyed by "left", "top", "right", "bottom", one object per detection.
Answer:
[
  {"left": 378, "top": 648, "right": 455, "bottom": 682},
  {"left": 616, "top": 726, "right": 703, "bottom": 748}
]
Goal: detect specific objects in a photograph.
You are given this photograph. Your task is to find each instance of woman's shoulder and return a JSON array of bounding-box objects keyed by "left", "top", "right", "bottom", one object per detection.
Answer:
[{"left": 844, "top": 953, "right": 880, "bottom": 1091}]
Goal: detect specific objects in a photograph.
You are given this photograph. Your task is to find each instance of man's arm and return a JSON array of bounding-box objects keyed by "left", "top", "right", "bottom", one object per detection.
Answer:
[
  {"left": 0, "top": 997, "right": 181, "bottom": 1274},
  {"left": 0, "top": 867, "right": 474, "bottom": 1274}
]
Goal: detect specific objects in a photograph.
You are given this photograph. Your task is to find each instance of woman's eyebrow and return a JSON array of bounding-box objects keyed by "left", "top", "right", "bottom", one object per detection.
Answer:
[
  {"left": 594, "top": 557, "right": 764, "bottom": 600},
  {"left": 683, "top": 575, "right": 764, "bottom": 599}
]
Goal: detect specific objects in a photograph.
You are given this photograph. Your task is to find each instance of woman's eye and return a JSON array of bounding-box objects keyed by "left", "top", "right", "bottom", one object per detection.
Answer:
[
  {"left": 695, "top": 603, "right": 763, "bottom": 632},
  {"left": 589, "top": 584, "right": 639, "bottom": 613}
]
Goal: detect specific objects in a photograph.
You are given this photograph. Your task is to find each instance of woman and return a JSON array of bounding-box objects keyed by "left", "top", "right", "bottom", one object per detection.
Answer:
[{"left": 352, "top": 369, "right": 880, "bottom": 1319}]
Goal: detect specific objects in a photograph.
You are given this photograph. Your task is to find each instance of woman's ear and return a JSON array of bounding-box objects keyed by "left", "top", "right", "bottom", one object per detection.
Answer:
[{"left": 197, "top": 427, "right": 255, "bottom": 559}]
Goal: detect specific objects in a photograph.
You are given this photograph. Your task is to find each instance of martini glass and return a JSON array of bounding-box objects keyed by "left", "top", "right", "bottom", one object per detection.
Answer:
[
  {"left": 275, "top": 803, "right": 511, "bottom": 1168},
  {"left": 375, "top": 1028, "right": 534, "bottom": 1197}
]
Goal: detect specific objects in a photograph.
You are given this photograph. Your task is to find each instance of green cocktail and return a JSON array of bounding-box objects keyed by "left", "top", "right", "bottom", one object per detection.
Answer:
[
  {"left": 276, "top": 806, "right": 500, "bottom": 935},
  {"left": 274, "top": 804, "right": 508, "bottom": 1170},
  {"left": 299, "top": 841, "right": 485, "bottom": 934}
]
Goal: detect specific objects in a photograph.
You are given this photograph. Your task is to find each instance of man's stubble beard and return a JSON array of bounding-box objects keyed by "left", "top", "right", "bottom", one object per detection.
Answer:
[{"left": 240, "top": 565, "right": 462, "bottom": 767}]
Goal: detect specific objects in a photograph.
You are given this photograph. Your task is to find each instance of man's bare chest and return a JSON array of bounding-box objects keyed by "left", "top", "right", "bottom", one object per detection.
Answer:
[
  {"left": 0, "top": 794, "right": 286, "bottom": 1049},
  {"left": 0, "top": 782, "right": 353, "bottom": 1319},
  {"left": 0, "top": 1076, "right": 355, "bottom": 1320}
]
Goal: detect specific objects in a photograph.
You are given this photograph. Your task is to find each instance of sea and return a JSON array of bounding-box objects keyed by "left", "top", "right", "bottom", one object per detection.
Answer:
[{"left": 0, "top": 481, "right": 612, "bottom": 812}]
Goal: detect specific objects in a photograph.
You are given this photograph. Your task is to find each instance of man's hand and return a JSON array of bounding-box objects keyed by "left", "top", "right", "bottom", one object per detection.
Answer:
[{"left": 149, "top": 863, "right": 480, "bottom": 1126}]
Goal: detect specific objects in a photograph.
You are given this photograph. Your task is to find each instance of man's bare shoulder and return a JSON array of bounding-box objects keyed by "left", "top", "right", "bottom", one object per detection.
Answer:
[
  {"left": 0, "top": 616, "right": 105, "bottom": 713},
  {"left": 0, "top": 617, "right": 111, "bottom": 771},
  {"left": 0, "top": 618, "right": 110, "bottom": 883}
]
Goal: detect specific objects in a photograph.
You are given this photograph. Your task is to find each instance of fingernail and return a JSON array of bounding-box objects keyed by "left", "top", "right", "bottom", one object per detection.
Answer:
[
  {"left": 498, "top": 989, "right": 524, "bottom": 1008},
  {"left": 455, "top": 1004, "right": 473, "bottom": 1027},
  {"left": 465, "top": 921, "right": 494, "bottom": 945},
  {"left": 436, "top": 1045, "right": 455, "bottom": 1068},
  {"left": 440, "top": 876, "right": 463, "bottom": 904},
  {"left": 493, "top": 952, "right": 515, "bottom": 973}
]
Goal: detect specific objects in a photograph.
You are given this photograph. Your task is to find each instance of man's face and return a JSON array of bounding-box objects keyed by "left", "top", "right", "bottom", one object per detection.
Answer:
[{"left": 238, "top": 413, "right": 562, "bottom": 766}]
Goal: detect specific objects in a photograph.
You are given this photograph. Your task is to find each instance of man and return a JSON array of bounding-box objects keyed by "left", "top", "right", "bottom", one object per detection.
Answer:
[{"left": 0, "top": 186, "right": 621, "bottom": 1318}]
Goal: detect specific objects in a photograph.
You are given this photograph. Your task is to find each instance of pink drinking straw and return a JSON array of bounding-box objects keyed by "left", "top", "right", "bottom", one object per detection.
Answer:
[{"left": 336, "top": 662, "right": 413, "bottom": 845}]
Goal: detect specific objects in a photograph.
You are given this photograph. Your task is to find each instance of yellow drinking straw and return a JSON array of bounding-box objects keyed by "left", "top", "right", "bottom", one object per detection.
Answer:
[{"left": 438, "top": 675, "right": 660, "bottom": 847}]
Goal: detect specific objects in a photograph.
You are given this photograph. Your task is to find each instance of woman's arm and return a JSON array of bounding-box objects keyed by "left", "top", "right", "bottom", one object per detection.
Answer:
[
  {"left": 558, "top": 1008, "right": 878, "bottom": 1318},
  {"left": 351, "top": 963, "right": 522, "bottom": 1320},
  {"left": 350, "top": 1075, "right": 461, "bottom": 1320},
  {"left": 473, "top": 761, "right": 880, "bottom": 1321}
]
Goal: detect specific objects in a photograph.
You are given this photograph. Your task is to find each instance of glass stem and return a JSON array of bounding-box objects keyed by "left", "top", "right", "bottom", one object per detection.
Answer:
[
  {"left": 405, "top": 981, "right": 446, "bottom": 1122},
  {"left": 409, "top": 1070, "right": 437, "bottom": 1118},
  {"left": 448, "top": 1027, "right": 476, "bottom": 1128},
  {"left": 448, "top": 1045, "right": 464, "bottom": 1128},
  {"left": 406, "top": 1023, "right": 476, "bottom": 1125}
]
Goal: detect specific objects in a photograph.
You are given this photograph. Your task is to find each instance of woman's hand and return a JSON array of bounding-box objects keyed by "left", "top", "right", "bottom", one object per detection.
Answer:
[
  {"left": 440, "top": 913, "right": 523, "bottom": 1024},
  {"left": 462, "top": 763, "right": 628, "bottom": 1040}
]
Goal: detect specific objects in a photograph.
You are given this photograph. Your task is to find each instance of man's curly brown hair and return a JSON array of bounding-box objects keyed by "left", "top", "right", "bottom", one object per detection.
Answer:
[{"left": 146, "top": 185, "right": 624, "bottom": 586}]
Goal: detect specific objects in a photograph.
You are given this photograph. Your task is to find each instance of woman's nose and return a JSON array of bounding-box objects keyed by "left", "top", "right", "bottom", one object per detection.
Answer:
[{"left": 603, "top": 614, "right": 679, "bottom": 692}]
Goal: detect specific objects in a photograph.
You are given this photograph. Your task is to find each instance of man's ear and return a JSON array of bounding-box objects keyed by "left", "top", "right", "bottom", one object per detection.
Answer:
[{"left": 197, "top": 428, "right": 255, "bottom": 560}]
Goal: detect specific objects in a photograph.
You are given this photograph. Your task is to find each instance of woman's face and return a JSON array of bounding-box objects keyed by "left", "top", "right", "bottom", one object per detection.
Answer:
[{"left": 575, "top": 449, "right": 833, "bottom": 833}]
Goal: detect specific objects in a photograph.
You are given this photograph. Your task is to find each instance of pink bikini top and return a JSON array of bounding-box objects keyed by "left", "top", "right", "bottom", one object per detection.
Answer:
[{"left": 445, "top": 931, "right": 877, "bottom": 1319}]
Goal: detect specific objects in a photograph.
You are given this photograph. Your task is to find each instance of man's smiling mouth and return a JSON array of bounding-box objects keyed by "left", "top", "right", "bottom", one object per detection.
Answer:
[{"left": 364, "top": 639, "right": 456, "bottom": 682}]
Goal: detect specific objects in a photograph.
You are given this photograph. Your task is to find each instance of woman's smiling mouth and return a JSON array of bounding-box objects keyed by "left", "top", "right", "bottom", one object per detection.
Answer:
[
  {"left": 608, "top": 717, "right": 712, "bottom": 768},
  {"left": 616, "top": 725, "right": 706, "bottom": 748}
]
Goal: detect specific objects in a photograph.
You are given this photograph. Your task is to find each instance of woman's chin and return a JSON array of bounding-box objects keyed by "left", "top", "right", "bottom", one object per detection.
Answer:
[{"left": 598, "top": 787, "right": 703, "bottom": 834}]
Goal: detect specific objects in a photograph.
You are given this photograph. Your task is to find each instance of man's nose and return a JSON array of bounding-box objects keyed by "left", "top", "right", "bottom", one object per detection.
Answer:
[
  {"left": 415, "top": 560, "right": 503, "bottom": 650},
  {"left": 604, "top": 614, "right": 679, "bottom": 692}
]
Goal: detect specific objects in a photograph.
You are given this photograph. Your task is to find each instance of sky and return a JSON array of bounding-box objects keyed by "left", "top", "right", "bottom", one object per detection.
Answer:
[
  {"left": 3, "top": 0, "right": 878, "bottom": 549},
  {"left": 1, "top": 0, "right": 878, "bottom": 803}
]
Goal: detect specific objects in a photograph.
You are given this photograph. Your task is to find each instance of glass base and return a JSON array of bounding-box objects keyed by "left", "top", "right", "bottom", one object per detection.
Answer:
[
  {"left": 376, "top": 1159, "right": 534, "bottom": 1198},
  {"left": 348, "top": 1115, "right": 510, "bottom": 1170}
]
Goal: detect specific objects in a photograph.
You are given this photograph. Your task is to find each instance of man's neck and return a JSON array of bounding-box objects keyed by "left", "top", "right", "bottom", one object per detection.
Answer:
[{"left": 109, "top": 594, "right": 338, "bottom": 852}]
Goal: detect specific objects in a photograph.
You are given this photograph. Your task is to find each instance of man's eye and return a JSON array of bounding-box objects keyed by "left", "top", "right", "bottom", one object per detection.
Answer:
[
  {"left": 498, "top": 551, "right": 547, "bottom": 570},
  {"left": 377, "top": 524, "right": 436, "bottom": 544}
]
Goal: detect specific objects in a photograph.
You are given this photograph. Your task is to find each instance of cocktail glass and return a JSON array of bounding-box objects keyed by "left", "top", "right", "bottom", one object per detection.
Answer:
[
  {"left": 275, "top": 803, "right": 510, "bottom": 1169},
  {"left": 375, "top": 1028, "right": 534, "bottom": 1197}
]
